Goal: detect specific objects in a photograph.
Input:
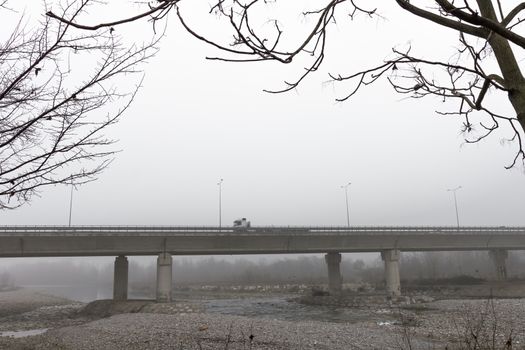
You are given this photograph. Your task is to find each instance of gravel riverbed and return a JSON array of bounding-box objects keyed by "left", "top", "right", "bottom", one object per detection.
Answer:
[
  {"left": 1, "top": 311, "right": 423, "bottom": 349},
  {"left": 1, "top": 289, "right": 525, "bottom": 349}
]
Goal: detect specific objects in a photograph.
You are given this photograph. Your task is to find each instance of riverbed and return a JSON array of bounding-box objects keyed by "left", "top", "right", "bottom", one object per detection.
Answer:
[
  {"left": 18, "top": 284, "right": 397, "bottom": 324},
  {"left": 0, "top": 288, "right": 524, "bottom": 349}
]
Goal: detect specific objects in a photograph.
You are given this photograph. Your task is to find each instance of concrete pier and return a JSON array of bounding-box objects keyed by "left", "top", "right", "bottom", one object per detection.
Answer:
[
  {"left": 113, "top": 255, "right": 128, "bottom": 301},
  {"left": 489, "top": 249, "right": 508, "bottom": 280},
  {"left": 381, "top": 249, "right": 401, "bottom": 297},
  {"left": 156, "top": 252, "right": 173, "bottom": 302},
  {"left": 325, "top": 252, "right": 342, "bottom": 294}
]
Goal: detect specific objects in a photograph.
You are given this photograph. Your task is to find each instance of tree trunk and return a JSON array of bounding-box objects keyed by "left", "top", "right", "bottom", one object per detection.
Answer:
[{"left": 477, "top": 0, "right": 525, "bottom": 131}]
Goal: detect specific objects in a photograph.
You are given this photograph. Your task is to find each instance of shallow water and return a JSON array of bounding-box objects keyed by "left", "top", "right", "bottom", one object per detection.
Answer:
[
  {"left": 18, "top": 285, "right": 396, "bottom": 324},
  {"left": 0, "top": 328, "right": 48, "bottom": 338},
  {"left": 19, "top": 284, "right": 145, "bottom": 302},
  {"left": 202, "top": 296, "right": 396, "bottom": 324}
]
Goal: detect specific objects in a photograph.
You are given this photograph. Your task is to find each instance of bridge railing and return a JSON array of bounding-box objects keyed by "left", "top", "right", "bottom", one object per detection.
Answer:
[{"left": 0, "top": 225, "right": 524, "bottom": 235}]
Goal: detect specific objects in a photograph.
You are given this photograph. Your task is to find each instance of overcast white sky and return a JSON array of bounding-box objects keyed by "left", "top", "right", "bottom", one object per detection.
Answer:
[{"left": 2, "top": 0, "right": 525, "bottom": 228}]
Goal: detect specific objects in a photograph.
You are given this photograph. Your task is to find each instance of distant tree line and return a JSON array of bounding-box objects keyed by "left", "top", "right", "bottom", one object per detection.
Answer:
[{"left": 2, "top": 252, "right": 525, "bottom": 289}]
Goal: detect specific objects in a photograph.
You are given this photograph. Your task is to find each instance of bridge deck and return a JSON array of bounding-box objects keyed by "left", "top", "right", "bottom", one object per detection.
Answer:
[{"left": 0, "top": 226, "right": 524, "bottom": 257}]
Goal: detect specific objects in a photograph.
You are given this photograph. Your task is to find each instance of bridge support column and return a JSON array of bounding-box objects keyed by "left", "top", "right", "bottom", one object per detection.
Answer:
[
  {"left": 156, "top": 252, "right": 172, "bottom": 303},
  {"left": 381, "top": 250, "right": 401, "bottom": 297},
  {"left": 489, "top": 249, "right": 508, "bottom": 281},
  {"left": 113, "top": 255, "right": 128, "bottom": 301},
  {"left": 325, "top": 252, "right": 342, "bottom": 294}
]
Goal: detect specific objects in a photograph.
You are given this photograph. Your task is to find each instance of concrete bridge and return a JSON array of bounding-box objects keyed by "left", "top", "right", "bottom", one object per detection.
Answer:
[{"left": 1, "top": 226, "right": 524, "bottom": 301}]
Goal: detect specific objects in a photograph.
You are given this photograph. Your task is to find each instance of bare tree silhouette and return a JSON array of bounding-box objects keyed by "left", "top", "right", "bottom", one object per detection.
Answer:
[
  {"left": 48, "top": 0, "right": 525, "bottom": 168},
  {"left": 0, "top": 0, "right": 159, "bottom": 209}
]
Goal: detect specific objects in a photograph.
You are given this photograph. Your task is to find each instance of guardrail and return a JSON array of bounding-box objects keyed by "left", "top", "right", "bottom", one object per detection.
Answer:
[{"left": 0, "top": 226, "right": 524, "bottom": 235}]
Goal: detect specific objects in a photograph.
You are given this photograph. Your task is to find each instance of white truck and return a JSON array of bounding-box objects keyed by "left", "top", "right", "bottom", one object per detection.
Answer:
[{"left": 233, "top": 218, "right": 251, "bottom": 230}]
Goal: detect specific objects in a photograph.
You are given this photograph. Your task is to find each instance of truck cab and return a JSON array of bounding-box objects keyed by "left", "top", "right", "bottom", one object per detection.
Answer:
[{"left": 233, "top": 218, "right": 251, "bottom": 230}]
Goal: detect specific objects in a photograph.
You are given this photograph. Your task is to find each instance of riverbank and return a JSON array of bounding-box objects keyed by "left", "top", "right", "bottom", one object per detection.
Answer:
[
  {"left": 1, "top": 288, "right": 524, "bottom": 349},
  {"left": 0, "top": 288, "right": 74, "bottom": 317}
]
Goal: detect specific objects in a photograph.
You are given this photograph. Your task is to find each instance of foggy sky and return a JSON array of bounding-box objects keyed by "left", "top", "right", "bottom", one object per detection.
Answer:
[{"left": 2, "top": 0, "right": 525, "bottom": 227}]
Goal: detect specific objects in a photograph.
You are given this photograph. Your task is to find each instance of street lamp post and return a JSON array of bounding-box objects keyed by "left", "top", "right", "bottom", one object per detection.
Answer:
[
  {"left": 340, "top": 182, "right": 351, "bottom": 227},
  {"left": 68, "top": 180, "right": 74, "bottom": 227},
  {"left": 217, "top": 179, "right": 223, "bottom": 228},
  {"left": 447, "top": 186, "right": 462, "bottom": 229}
]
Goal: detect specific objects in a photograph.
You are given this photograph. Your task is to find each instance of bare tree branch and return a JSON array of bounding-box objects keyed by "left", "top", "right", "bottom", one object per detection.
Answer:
[
  {"left": 44, "top": 0, "right": 525, "bottom": 169},
  {"left": 0, "top": 0, "right": 160, "bottom": 209},
  {"left": 46, "top": 0, "right": 177, "bottom": 31}
]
